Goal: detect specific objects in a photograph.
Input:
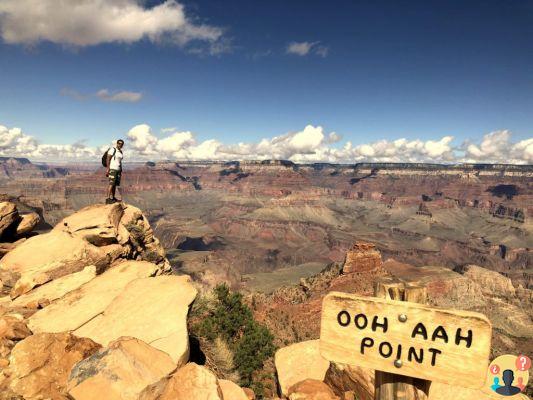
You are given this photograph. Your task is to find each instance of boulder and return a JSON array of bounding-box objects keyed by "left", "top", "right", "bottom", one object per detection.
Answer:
[
  {"left": 8, "top": 332, "right": 101, "bottom": 400},
  {"left": 12, "top": 265, "right": 96, "bottom": 309},
  {"left": 15, "top": 213, "right": 40, "bottom": 237},
  {"left": 342, "top": 242, "right": 382, "bottom": 274},
  {"left": 139, "top": 363, "right": 223, "bottom": 400},
  {"left": 219, "top": 379, "right": 249, "bottom": 400},
  {"left": 67, "top": 337, "right": 176, "bottom": 400},
  {"left": 54, "top": 202, "right": 123, "bottom": 246},
  {"left": 287, "top": 379, "right": 339, "bottom": 400},
  {"left": 323, "top": 363, "right": 374, "bottom": 400},
  {"left": 28, "top": 261, "right": 158, "bottom": 334},
  {"left": 275, "top": 340, "right": 330, "bottom": 396},
  {"left": 0, "top": 202, "right": 19, "bottom": 239},
  {"left": 74, "top": 275, "right": 197, "bottom": 364},
  {"left": 0, "top": 230, "right": 109, "bottom": 298}
]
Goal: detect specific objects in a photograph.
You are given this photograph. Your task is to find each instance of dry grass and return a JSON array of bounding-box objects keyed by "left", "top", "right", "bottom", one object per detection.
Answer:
[{"left": 203, "top": 337, "right": 240, "bottom": 382}]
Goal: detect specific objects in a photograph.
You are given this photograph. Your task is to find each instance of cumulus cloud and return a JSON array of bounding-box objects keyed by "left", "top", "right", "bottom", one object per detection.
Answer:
[
  {"left": 61, "top": 88, "right": 143, "bottom": 103},
  {"left": 0, "top": 123, "right": 531, "bottom": 164},
  {"left": 286, "top": 41, "right": 329, "bottom": 57},
  {"left": 0, "top": 0, "right": 225, "bottom": 52},
  {"left": 463, "top": 130, "right": 533, "bottom": 164}
]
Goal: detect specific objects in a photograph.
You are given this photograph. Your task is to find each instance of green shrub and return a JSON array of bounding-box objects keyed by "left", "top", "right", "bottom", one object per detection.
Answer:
[{"left": 192, "top": 284, "right": 276, "bottom": 389}]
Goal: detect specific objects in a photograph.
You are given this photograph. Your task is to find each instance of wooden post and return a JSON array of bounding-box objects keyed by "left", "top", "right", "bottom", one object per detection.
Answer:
[{"left": 374, "top": 278, "right": 430, "bottom": 400}]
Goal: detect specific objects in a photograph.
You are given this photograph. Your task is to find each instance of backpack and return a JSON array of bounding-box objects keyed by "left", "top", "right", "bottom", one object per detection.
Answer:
[{"left": 101, "top": 147, "right": 116, "bottom": 167}]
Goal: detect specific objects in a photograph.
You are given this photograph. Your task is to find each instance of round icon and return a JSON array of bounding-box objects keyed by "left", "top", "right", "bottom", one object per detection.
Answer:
[
  {"left": 516, "top": 355, "right": 531, "bottom": 372},
  {"left": 484, "top": 354, "right": 530, "bottom": 398},
  {"left": 491, "top": 364, "right": 501, "bottom": 375}
]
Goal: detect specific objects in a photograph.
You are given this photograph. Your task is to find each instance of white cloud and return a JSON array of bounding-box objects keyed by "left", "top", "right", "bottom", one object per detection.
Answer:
[
  {"left": 286, "top": 41, "right": 328, "bottom": 57},
  {"left": 0, "top": 123, "right": 531, "bottom": 164},
  {"left": 61, "top": 88, "right": 143, "bottom": 103},
  {"left": 0, "top": 0, "right": 225, "bottom": 52},
  {"left": 96, "top": 89, "right": 142, "bottom": 103},
  {"left": 464, "top": 130, "right": 533, "bottom": 164}
]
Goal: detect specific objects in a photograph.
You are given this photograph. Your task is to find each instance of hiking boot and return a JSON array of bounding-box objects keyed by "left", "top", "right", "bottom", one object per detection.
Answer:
[{"left": 105, "top": 198, "right": 116, "bottom": 204}]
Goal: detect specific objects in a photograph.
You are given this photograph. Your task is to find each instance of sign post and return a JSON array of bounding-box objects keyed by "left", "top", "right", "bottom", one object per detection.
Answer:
[{"left": 319, "top": 278, "right": 492, "bottom": 400}]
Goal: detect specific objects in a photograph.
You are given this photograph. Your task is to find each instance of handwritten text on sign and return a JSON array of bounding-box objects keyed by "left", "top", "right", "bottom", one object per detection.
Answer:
[{"left": 319, "top": 292, "right": 492, "bottom": 388}]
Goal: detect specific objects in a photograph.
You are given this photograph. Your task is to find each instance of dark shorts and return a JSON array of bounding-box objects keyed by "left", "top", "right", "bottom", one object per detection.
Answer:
[{"left": 109, "top": 169, "right": 122, "bottom": 186}]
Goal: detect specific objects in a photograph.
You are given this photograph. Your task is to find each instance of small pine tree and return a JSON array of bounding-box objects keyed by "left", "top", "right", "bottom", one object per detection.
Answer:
[{"left": 191, "top": 284, "right": 276, "bottom": 391}]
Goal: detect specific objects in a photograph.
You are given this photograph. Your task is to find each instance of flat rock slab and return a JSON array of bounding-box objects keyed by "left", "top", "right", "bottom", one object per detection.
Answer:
[
  {"left": 74, "top": 275, "right": 197, "bottom": 364},
  {"left": 275, "top": 340, "right": 330, "bottom": 396},
  {"left": 67, "top": 337, "right": 176, "bottom": 400},
  {"left": 0, "top": 231, "right": 106, "bottom": 298},
  {"left": 28, "top": 261, "right": 158, "bottom": 334},
  {"left": 12, "top": 265, "right": 96, "bottom": 309}
]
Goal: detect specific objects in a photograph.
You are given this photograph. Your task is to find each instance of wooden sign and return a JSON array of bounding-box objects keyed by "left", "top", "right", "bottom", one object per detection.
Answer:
[{"left": 320, "top": 292, "right": 492, "bottom": 389}]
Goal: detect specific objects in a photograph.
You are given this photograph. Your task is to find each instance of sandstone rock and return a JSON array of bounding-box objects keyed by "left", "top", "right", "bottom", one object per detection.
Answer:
[
  {"left": 324, "top": 363, "right": 374, "bottom": 400},
  {"left": 14, "top": 213, "right": 40, "bottom": 237},
  {"left": 139, "top": 363, "right": 223, "bottom": 400},
  {"left": 342, "top": 242, "right": 382, "bottom": 274},
  {"left": 0, "top": 315, "right": 31, "bottom": 342},
  {"left": 287, "top": 379, "right": 339, "bottom": 400},
  {"left": 12, "top": 265, "right": 96, "bottom": 309},
  {"left": 1, "top": 203, "right": 170, "bottom": 298},
  {"left": 457, "top": 265, "right": 516, "bottom": 298},
  {"left": 74, "top": 275, "right": 197, "bottom": 364},
  {"left": 54, "top": 203, "right": 123, "bottom": 246},
  {"left": 28, "top": 261, "right": 158, "bottom": 334},
  {"left": 275, "top": 340, "right": 330, "bottom": 396},
  {"left": 67, "top": 337, "right": 176, "bottom": 400},
  {"left": 8, "top": 332, "right": 101, "bottom": 400},
  {"left": 0, "top": 230, "right": 109, "bottom": 298},
  {"left": 0, "top": 202, "right": 19, "bottom": 240},
  {"left": 219, "top": 379, "right": 249, "bottom": 400}
]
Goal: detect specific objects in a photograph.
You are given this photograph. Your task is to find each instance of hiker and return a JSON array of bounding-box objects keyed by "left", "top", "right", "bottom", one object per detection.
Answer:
[{"left": 104, "top": 139, "right": 124, "bottom": 204}]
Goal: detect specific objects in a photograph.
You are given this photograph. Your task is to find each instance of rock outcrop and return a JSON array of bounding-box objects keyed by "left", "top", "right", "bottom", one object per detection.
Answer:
[
  {"left": 342, "top": 242, "right": 382, "bottom": 274},
  {"left": 456, "top": 264, "right": 516, "bottom": 298},
  {"left": 0, "top": 203, "right": 170, "bottom": 298},
  {"left": 275, "top": 340, "right": 330, "bottom": 396},
  {"left": 8, "top": 332, "right": 101, "bottom": 400},
  {"left": 67, "top": 337, "right": 176, "bottom": 400},
  {"left": 0, "top": 202, "right": 212, "bottom": 400}
]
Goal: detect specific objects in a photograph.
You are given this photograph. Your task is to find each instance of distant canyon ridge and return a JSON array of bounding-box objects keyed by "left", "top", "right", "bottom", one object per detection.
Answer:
[{"left": 0, "top": 157, "right": 531, "bottom": 292}]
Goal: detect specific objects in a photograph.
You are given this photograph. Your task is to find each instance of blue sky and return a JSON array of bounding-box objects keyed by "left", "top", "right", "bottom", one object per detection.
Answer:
[{"left": 0, "top": 0, "right": 532, "bottom": 163}]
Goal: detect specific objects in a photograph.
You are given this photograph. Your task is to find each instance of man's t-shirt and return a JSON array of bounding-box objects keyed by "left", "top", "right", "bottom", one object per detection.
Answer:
[{"left": 107, "top": 147, "right": 123, "bottom": 171}]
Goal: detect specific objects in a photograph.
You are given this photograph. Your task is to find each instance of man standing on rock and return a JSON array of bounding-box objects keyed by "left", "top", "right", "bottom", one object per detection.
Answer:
[{"left": 105, "top": 139, "right": 124, "bottom": 204}]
